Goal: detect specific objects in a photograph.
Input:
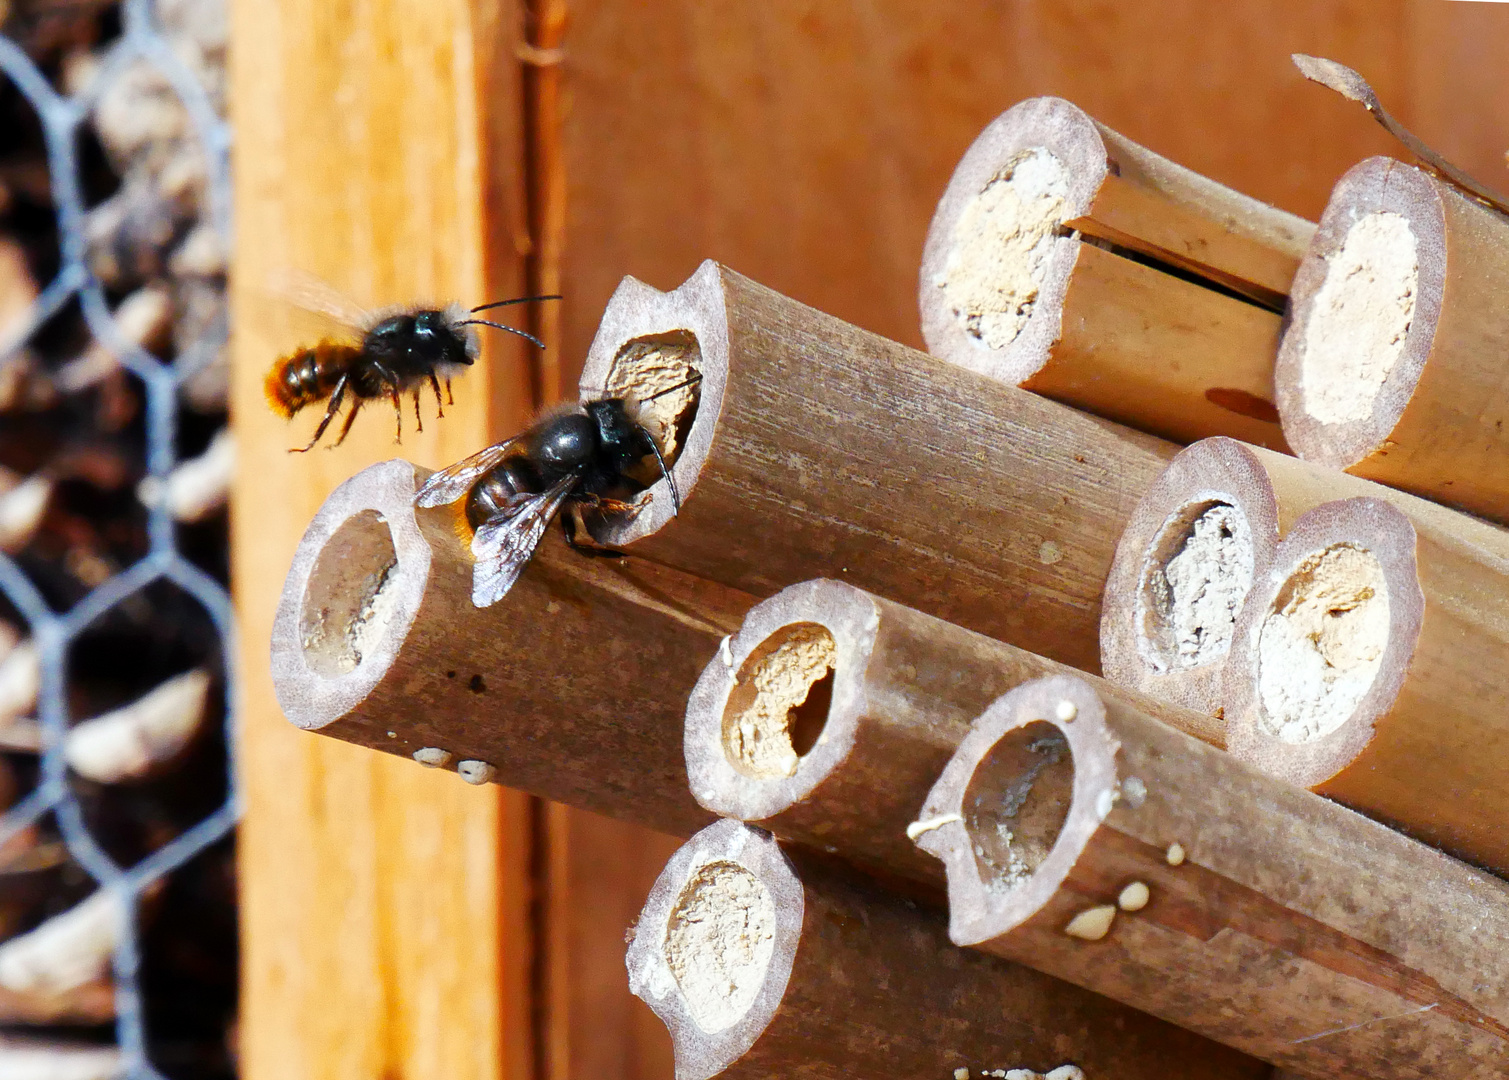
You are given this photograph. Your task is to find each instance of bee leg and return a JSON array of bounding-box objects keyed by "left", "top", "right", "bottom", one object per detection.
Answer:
[
  {"left": 293, "top": 374, "right": 349, "bottom": 452},
  {"left": 445, "top": 378, "right": 454, "bottom": 406},
  {"left": 412, "top": 389, "right": 424, "bottom": 433},
  {"left": 331, "top": 396, "right": 364, "bottom": 447},
  {"left": 560, "top": 506, "right": 627, "bottom": 558},
  {"left": 372, "top": 362, "right": 403, "bottom": 443},
  {"left": 429, "top": 372, "right": 446, "bottom": 417}
]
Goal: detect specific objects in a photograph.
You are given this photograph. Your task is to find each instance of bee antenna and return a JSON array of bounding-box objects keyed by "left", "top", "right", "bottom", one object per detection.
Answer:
[
  {"left": 640, "top": 425, "right": 682, "bottom": 515},
  {"left": 456, "top": 319, "right": 547, "bottom": 349},
  {"left": 636, "top": 371, "right": 704, "bottom": 403},
  {"left": 469, "top": 295, "right": 562, "bottom": 313}
]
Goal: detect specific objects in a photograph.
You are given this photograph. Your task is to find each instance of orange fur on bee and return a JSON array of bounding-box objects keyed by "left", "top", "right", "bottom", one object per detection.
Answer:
[{"left": 263, "top": 340, "right": 364, "bottom": 418}]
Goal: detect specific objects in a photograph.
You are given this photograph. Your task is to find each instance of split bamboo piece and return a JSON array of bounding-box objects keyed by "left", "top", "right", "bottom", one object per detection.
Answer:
[
  {"left": 686, "top": 578, "right": 1222, "bottom": 890},
  {"left": 919, "top": 96, "right": 1314, "bottom": 450},
  {"left": 1276, "top": 155, "right": 1509, "bottom": 524},
  {"left": 1099, "top": 436, "right": 1509, "bottom": 719},
  {"left": 914, "top": 673, "right": 1509, "bottom": 1079},
  {"left": 580, "top": 260, "right": 1177, "bottom": 674},
  {"left": 1223, "top": 495, "right": 1509, "bottom": 874},
  {"left": 625, "top": 818, "right": 1266, "bottom": 1080},
  {"left": 271, "top": 458, "right": 751, "bottom": 837}
]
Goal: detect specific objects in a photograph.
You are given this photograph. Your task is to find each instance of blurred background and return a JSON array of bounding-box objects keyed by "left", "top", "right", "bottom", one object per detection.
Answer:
[{"left": 2, "top": 1, "right": 1507, "bottom": 1078}]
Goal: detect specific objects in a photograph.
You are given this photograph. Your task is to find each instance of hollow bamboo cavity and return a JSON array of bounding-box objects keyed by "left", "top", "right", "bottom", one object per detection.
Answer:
[
  {"left": 920, "top": 97, "right": 1314, "bottom": 450},
  {"left": 581, "top": 260, "right": 1177, "bottom": 674},
  {"left": 1224, "top": 495, "right": 1509, "bottom": 874},
  {"left": 626, "top": 818, "right": 1266, "bottom": 1080},
  {"left": 270, "top": 458, "right": 751, "bottom": 836},
  {"left": 1277, "top": 156, "right": 1509, "bottom": 524},
  {"left": 914, "top": 673, "right": 1509, "bottom": 1079},
  {"left": 687, "top": 579, "right": 1224, "bottom": 889},
  {"left": 1099, "top": 436, "right": 1509, "bottom": 719}
]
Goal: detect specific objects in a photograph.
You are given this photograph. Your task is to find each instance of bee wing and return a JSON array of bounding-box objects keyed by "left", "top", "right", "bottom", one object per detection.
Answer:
[
  {"left": 265, "top": 268, "right": 374, "bottom": 333},
  {"left": 414, "top": 438, "right": 524, "bottom": 508},
  {"left": 469, "top": 476, "right": 576, "bottom": 607}
]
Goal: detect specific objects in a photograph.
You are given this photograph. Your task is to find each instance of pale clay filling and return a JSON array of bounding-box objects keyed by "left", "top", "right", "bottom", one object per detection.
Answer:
[
  {"left": 1300, "top": 211, "right": 1419, "bottom": 426},
  {"left": 1257, "top": 545, "right": 1390, "bottom": 744},
  {"left": 1144, "top": 504, "right": 1255, "bottom": 673},
  {"left": 663, "top": 861, "right": 776, "bottom": 1034},
  {"left": 937, "top": 148, "right": 1069, "bottom": 350},
  {"left": 604, "top": 339, "right": 698, "bottom": 465},
  {"left": 724, "top": 625, "right": 835, "bottom": 779}
]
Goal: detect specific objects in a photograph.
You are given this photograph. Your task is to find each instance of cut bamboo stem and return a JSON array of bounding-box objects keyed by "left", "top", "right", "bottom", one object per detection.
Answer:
[
  {"left": 920, "top": 97, "right": 1314, "bottom": 450},
  {"left": 581, "top": 261, "right": 1177, "bottom": 673},
  {"left": 1276, "top": 156, "right": 1509, "bottom": 524},
  {"left": 270, "top": 458, "right": 748, "bottom": 836},
  {"left": 626, "top": 818, "right": 1266, "bottom": 1080},
  {"left": 0, "top": 1036, "right": 123, "bottom": 1080},
  {"left": 915, "top": 673, "right": 1509, "bottom": 1079},
  {"left": 1223, "top": 495, "right": 1509, "bottom": 874},
  {"left": 1099, "top": 436, "right": 1509, "bottom": 719},
  {"left": 686, "top": 579, "right": 1223, "bottom": 890}
]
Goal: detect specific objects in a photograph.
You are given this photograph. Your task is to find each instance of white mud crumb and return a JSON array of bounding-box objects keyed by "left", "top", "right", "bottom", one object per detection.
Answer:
[
  {"left": 938, "top": 148, "right": 1069, "bottom": 349},
  {"left": 980, "top": 1069, "right": 1086, "bottom": 1080},
  {"left": 1257, "top": 544, "right": 1389, "bottom": 744},
  {"left": 664, "top": 860, "right": 776, "bottom": 1034},
  {"left": 1300, "top": 211, "right": 1418, "bottom": 425},
  {"left": 1144, "top": 503, "right": 1254, "bottom": 673},
  {"left": 1118, "top": 881, "right": 1150, "bottom": 911},
  {"left": 1064, "top": 905, "right": 1116, "bottom": 941},
  {"left": 724, "top": 625, "right": 835, "bottom": 779},
  {"left": 1165, "top": 842, "right": 1185, "bottom": 866}
]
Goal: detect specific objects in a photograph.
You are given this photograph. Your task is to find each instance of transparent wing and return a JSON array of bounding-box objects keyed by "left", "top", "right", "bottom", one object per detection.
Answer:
[
  {"left": 470, "top": 476, "right": 576, "bottom": 607},
  {"left": 414, "top": 438, "right": 523, "bottom": 508},
  {"left": 265, "top": 267, "right": 374, "bottom": 333}
]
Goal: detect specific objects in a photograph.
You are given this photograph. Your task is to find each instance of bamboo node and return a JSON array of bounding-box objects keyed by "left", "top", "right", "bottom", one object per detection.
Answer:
[
  {"left": 1063, "top": 904, "right": 1116, "bottom": 941},
  {"left": 721, "top": 623, "right": 836, "bottom": 780},
  {"left": 663, "top": 859, "right": 776, "bottom": 1033}
]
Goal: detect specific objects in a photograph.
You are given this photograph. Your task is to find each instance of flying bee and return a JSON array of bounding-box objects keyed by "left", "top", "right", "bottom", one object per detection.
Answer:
[
  {"left": 263, "top": 274, "right": 559, "bottom": 451},
  {"left": 414, "top": 375, "right": 701, "bottom": 607}
]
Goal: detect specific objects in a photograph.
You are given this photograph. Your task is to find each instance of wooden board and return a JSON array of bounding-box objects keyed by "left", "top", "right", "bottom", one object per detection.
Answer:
[{"left": 228, "top": 2, "right": 534, "bottom": 1080}]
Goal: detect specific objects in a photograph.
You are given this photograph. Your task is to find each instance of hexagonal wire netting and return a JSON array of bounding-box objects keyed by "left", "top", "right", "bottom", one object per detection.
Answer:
[{"left": 0, "top": 0, "right": 235, "bottom": 1075}]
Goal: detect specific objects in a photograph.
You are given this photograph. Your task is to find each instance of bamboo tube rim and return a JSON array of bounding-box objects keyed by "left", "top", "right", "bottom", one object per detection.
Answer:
[
  {"left": 579, "top": 260, "right": 729, "bottom": 546},
  {"left": 624, "top": 819, "right": 802, "bottom": 1080},
  {"left": 270, "top": 459, "right": 430, "bottom": 732},
  {"left": 912, "top": 674, "right": 1118, "bottom": 947},
  {"left": 1224, "top": 497, "right": 1424, "bottom": 788},
  {"left": 1276, "top": 157, "right": 1446, "bottom": 467},
  {"left": 685, "top": 580, "right": 873, "bottom": 823}
]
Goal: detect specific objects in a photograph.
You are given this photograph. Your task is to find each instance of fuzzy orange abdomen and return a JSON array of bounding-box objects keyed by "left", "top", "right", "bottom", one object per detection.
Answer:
[{"left": 264, "top": 340, "right": 364, "bottom": 418}]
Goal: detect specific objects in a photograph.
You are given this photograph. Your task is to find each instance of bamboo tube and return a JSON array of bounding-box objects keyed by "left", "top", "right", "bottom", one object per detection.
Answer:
[
  {"left": 0, "top": 1036, "right": 122, "bottom": 1080},
  {"left": 914, "top": 672, "right": 1509, "bottom": 1079},
  {"left": 1099, "top": 436, "right": 1509, "bottom": 718},
  {"left": 1276, "top": 156, "right": 1509, "bottom": 524},
  {"left": 270, "top": 458, "right": 752, "bottom": 837},
  {"left": 919, "top": 97, "right": 1314, "bottom": 450},
  {"left": 580, "top": 261, "right": 1177, "bottom": 673},
  {"left": 626, "top": 818, "right": 1266, "bottom": 1080},
  {"left": 686, "top": 579, "right": 1223, "bottom": 890},
  {"left": 1223, "top": 495, "right": 1509, "bottom": 874}
]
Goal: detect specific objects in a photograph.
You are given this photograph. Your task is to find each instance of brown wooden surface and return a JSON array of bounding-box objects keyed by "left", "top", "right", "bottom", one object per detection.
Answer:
[{"left": 229, "top": 2, "right": 534, "bottom": 1080}]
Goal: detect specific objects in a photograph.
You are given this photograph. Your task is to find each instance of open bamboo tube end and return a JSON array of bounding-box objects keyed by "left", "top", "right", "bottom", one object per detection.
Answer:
[
  {"left": 271, "top": 459, "right": 433, "bottom": 736},
  {"left": 1276, "top": 157, "right": 1445, "bottom": 470},
  {"left": 912, "top": 674, "right": 1119, "bottom": 948},
  {"left": 1224, "top": 497, "right": 1423, "bottom": 793},
  {"left": 1100, "top": 438, "right": 1278, "bottom": 720},
  {"left": 580, "top": 261, "right": 725, "bottom": 547},
  {"left": 625, "top": 819, "right": 801, "bottom": 1080},
  {"left": 685, "top": 580, "right": 868, "bottom": 824}
]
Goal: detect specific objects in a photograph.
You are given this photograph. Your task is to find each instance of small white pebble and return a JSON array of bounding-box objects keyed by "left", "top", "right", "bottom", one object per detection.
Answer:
[
  {"left": 1166, "top": 842, "right": 1186, "bottom": 866},
  {"left": 1054, "top": 699, "right": 1077, "bottom": 722},
  {"left": 413, "top": 747, "right": 452, "bottom": 768},
  {"left": 1063, "top": 904, "right": 1116, "bottom": 941},
  {"left": 955, "top": 1068, "right": 971, "bottom": 1080},
  {"left": 1118, "top": 881, "right": 1150, "bottom": 911},
  {"left": 386, "top": 731, "right": 397, "bottom": 739},
  {"left": 457, "top": 759, "right": 497, "bottom": 785},
  {"left": 1121, "top": 776, "right": 1147, "bottom": 809},
  {"left": 1095, "top": 788, "right": 1116, "bottom": 818},
  {"left": 719, "top": 635, "right": 734, "bottom": 669}
]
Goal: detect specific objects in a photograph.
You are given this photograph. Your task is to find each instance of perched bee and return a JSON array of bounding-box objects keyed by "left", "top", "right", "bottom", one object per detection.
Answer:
[
  {"left": 415, "top": 376, "right": 699, "bottom": 607},
  {"left": 264, "top": 279, "right": 558, "bottom": 451}
]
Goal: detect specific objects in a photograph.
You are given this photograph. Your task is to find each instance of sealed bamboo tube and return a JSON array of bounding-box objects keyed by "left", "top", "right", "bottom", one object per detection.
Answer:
[
  {"left": 625, "top": 818, "right": 1266, "bottom": 1080},
  {"left": 1099, "top": 436, "right": 1509, "bottom": 718},
  {"left": 914, "top": 673, "right": 1509, "bottom": 1079},
  {"left": 686, "top": 579, "right": 1223, "bottom": 889},
  {"left": 1277, "top": 156, "right": 1509, "bottom": 524},
  {"left": 919, "top": 96, "right": 1314, "bottom": 450},
  {"left": 1223, "top": 495, "right": 1509, "bottom": 873},
  {"left": 581, "top": 260, "right": 1177, "bottom": 673},
  {"left": 269, "top": 458, "right": 749, "bottom": 836}
]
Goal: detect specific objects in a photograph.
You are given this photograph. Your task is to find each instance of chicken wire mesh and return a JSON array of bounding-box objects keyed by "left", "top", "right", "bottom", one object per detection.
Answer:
[{"left": 0, "top": 0, "right": 236, "bottom": 1076}]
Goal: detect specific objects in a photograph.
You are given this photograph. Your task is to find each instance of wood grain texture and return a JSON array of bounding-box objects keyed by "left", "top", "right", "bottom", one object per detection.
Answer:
[
  {"left": 916, "top": 673, "right": 1509, "bottom": 1078},
  {"left": 228, "top": 0, "right": 534, "bottom": 1078}
]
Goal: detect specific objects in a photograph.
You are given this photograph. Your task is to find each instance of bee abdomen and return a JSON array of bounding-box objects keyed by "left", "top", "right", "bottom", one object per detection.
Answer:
[{"left": 264, "top": 340, "right": 363, "bottom": 418}]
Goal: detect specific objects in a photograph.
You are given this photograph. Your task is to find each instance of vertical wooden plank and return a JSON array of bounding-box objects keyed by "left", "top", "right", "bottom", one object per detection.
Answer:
[
  {"left": 1404, "top": 0, "right": 1509, "bottom": 188},
  {"left": 228, "top": 1, "right": 534, "bottom": 1079}
]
